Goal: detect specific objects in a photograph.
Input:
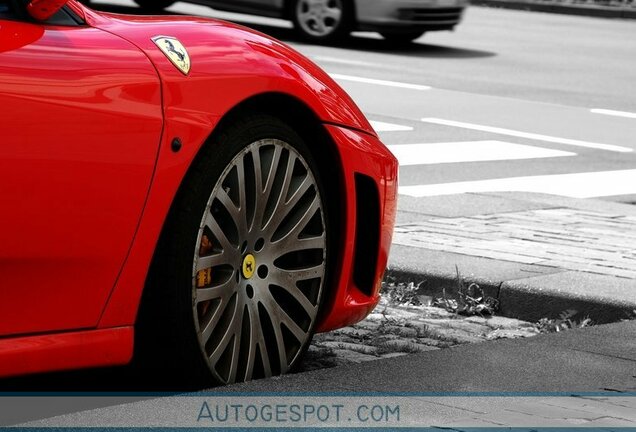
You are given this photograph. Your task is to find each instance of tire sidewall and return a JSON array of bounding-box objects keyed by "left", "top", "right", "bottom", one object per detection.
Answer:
[{"left": 146, "top": 114, "right": 329, "bottom": 385}]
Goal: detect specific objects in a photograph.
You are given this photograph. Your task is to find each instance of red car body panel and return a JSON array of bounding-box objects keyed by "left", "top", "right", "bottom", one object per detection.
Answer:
[
  {"left": 0, "top": 1, "right": 397, "bottom": 378},
  {"left": 0, "top": 19, "right": 163, "bottom": 336},
  {"left": 317, "top": 125, "right": 398, "bottom": 332},
  {"left": 0, "top": 327, "right": 133, "bottom": 378}
]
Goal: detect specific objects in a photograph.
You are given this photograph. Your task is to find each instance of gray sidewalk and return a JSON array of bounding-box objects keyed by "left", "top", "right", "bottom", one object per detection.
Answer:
[{"left": 388, "top": 192, "right": 636, "bottom": 323}]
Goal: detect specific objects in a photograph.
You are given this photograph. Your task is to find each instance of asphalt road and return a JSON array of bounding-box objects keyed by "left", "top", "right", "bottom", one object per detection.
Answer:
[
  {"left": 122, "top": 0, "right": 636, "bottom": 204},
  {"left": 87, "top": 0, "right": 636, "bottom": 201},
  {"left": 9, "top": 321, "right": 636, "bottom": 426}
]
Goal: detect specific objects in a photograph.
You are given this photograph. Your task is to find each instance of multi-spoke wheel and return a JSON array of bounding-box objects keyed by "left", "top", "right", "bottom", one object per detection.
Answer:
[
  {"left": 137, "top": 114, "right": 329, "bottom": 387},
  {"left": 291, "top": 0, "right": 353, "bottom": 43}
]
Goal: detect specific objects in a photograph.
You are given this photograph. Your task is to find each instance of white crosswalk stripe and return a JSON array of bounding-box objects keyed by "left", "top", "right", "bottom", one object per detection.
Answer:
[
  {"left": 591, "top": 108, "right": 636, "bottom": 119},
  {"left": 370, "top": 121, "right": 414, "bottom": 132},
  {"left": 421, "top": 117, "right": 632, "bottom": 153},
  {"left": 329, "top": 74, "right": 432, "bottom": 91},
  {"left": 399, "top": 169, "right": 636, "bottom": 198},
  {"left": 388, "top": 141, "right": 575, "bottom": 166},
  {"left": 366, "top": 114, "right": 634, "bottom": 199}
]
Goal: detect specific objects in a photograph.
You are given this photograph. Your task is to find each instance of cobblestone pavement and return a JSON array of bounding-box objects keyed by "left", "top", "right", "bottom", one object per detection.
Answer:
[
  {"left": 392, "top": 208, "right": 636, "bottom": 279},
  {"left": 300, "top": 296, "right": 539, "bottom": 372}
]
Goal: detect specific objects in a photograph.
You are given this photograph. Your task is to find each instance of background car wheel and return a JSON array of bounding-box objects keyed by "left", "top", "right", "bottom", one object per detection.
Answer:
[
  {"left": 136, "top": 114, "right": 329, "bottom": 387},
  {"left": 380, "top": 31, "right": 425, "bottom": 44},
  {"left": 291, "top": 0, "right": 353, "bottom": 43},
  {"left": 133, "top": 0, "right": 175, "bottom": 11}
]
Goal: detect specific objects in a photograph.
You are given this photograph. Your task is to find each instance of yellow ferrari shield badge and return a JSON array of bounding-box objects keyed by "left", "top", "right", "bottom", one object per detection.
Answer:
[
  {"left": 242, "top": 254, "right": 256, "bottom": 279},
  {"left": 152, "top": 36, "right": 191, "bottom": 75}
]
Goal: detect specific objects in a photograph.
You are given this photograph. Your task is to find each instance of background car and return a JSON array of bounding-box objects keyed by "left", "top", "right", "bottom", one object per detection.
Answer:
[
  {"left": 0, "top": 0, "right": 397, "bottom": 386},
  {"left": 130, "top": 0, "right": 468, "bottom": 43}
]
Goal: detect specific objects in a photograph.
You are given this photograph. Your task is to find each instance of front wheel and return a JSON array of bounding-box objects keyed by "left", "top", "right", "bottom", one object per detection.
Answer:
[
  {"left": 133, "top": 0, "right": 175, "bottom": 11},
  {"left": 137, "top": 114, "right": 330, "bottom": 386},
  {"left": 291, "top": 0, "right": 353, "bottom": 43},
  {"left": 380, "top": 31, "right": 425, "bottom": 44}
]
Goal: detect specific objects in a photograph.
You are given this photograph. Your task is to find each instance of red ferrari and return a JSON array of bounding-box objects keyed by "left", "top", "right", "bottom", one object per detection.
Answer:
[{"left": 0, "top": 0, "right": 397, "bottom": 385}]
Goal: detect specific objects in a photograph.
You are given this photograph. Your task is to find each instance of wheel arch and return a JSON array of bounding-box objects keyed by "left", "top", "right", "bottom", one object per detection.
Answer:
[
  {"left": 138, "top": 92, "right": 347, "bottom": 334},
  {"left": 93, "top": 14, "right": 375, "bottom": 336}
]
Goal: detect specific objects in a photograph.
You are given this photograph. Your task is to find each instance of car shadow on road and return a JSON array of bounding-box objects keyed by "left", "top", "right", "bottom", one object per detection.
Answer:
[
  {"left": 85, "top": 3, "right": 496, "bottom": 59},
  {"left": 0, "top": 366, "right": 145, "bottom": 392},
  {"left": 251, "top": 24, "right": 497, "bottom": 59},
  {"left": 332, "top": 36, "right": 496, "bottom": 59}
]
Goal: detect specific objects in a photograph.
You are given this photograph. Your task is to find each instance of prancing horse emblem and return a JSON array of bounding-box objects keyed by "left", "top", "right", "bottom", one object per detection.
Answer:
[{"left": 152, "top": 36, "right": 191, "bottom": 75}]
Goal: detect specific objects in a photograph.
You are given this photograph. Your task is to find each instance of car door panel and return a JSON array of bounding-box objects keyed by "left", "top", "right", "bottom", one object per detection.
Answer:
[{"left": 0, "top": 19, "right": 163, "bottom": 336}]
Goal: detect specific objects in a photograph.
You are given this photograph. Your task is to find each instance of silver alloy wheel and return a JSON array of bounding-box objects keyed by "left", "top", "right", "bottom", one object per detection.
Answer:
[
  {"left": 296, "top": 0, "right": 344, "bottom": 38},
  {"left": 192, "top": 138, "right": 326, "bottom": 384}
]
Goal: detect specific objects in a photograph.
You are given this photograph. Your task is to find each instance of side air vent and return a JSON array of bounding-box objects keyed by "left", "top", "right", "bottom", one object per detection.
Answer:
[{"left": 352, "top": 174, "right": 381, "bottom": 296}]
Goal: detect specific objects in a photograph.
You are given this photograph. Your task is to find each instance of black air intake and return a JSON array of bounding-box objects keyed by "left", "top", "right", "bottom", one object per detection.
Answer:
[{"left": 352, "top": 174, "right": 381, "bottom": 297}]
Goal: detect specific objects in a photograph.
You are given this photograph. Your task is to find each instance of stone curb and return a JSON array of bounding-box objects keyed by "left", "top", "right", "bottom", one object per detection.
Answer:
[
  {"left": 472, "top": 0, "right": 636, "bottom": 19},
  {"left": 387, "top": 246, "right": 636, "bottom": 324}
]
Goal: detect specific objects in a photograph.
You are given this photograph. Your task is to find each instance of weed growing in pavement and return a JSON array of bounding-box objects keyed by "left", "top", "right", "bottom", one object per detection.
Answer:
[
  {"left": 535, "top": 309, "right": 592, "bottom": 333},
  {"left": 381, "top": 279, "right": 429, "bottom": 306},
  {"left": 432, "top": 266, "right": 499, "bottom": 317},
  {"left": 381, "top": 270, "right": 601, "bottom": 339},
  {"left": 381, "top": 269, "right": 499, "bottom": 316}
]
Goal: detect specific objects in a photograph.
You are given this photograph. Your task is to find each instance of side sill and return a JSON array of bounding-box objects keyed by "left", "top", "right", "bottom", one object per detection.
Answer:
[{"left": 0, "top": 327, "right": 133, "bottom": 379}]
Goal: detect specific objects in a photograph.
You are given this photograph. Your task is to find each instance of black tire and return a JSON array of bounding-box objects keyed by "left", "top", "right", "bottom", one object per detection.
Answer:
[
  {"left": 133, "top": 0, "right": 175, "bottom": 11},
  {"left": 291, "top": 0, "right": 353, "bottom": 43},
  {"left": 135, "top": 114, "right": 330, "bottom": 388},
  {"left": 380, "top": 31, "right": 425, "bottom": 44}
]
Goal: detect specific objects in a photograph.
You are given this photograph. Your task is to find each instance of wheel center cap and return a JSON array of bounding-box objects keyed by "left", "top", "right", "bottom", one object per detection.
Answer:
[{"left": 242, "top": 254, "right": 256, "bottom": 279}]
